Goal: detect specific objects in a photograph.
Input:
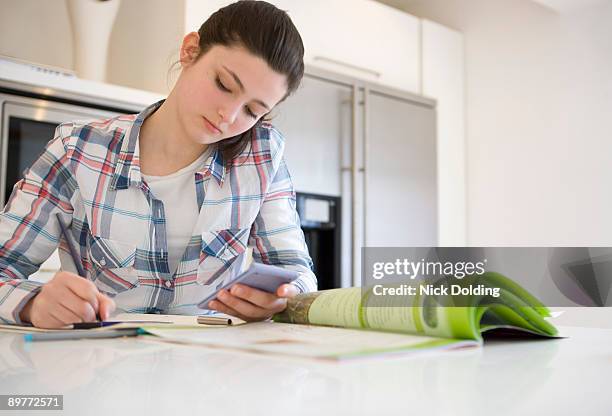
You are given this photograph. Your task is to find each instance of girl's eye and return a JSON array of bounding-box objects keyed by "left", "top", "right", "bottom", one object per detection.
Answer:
[
  {"left": 216, "top": 75, "right": 257, "bottom": 119},
  {"left": 215, "top": 76, "right": 231, "bottom": 93}
]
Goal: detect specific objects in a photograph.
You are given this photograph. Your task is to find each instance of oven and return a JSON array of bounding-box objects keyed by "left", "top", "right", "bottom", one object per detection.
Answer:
[{"left": 0, "top": 93, "right": 133, "bottom": 207}]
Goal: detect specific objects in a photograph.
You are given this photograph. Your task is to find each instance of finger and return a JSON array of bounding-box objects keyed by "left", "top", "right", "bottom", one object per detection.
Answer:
[
  {"left": 60, "top": 274, "right": 100, "bottom": 311},
  {"left": 230, "top": 284, "right": 286, "bottom": 310},
  {"left": 216, "top": 290, "right": 272, "bottom": 319},
  {"left": 97, "top": 292, "right": 116, "bottom": 321},
  {"left": 49, "top": 302, "right": 83, "bottom": 326},
  {"left": 36, "top": 313, "right": 67, "bottom": 329},
  {"left": 30, "top": 298, "right": 67, "bottom": 329},
  {"left": 59, "top": 293, "right": 97, "bottom": 322},
  {"left": 208, "top": 300, "right": 249, "bottom": 321},
  {"left": 276, "top": 283, "right": 299, "bottom": 298}
]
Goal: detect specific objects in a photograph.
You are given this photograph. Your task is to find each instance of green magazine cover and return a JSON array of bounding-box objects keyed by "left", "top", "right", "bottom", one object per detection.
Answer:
[{"left": 274, "top": 272, "right": 559, "bottom": 342}]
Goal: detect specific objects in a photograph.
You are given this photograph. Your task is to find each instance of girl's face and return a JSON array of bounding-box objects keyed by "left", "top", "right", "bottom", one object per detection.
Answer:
[{"left": 174, "top": 33, "right": 289, "bottom": 145}]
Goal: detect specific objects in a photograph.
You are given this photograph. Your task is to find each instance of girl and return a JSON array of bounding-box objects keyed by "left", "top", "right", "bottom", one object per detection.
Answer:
[{"left": 0, "top": 0, "right": 317, "bottom": 328}]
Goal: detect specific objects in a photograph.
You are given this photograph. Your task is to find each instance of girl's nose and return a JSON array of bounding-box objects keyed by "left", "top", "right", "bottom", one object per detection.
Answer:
[{"left": 218, "top": 101, "right": 241, "bottom": 126}]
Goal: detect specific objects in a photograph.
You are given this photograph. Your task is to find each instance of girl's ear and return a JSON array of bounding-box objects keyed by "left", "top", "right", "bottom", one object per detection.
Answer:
[{"left": 180, "top": 32, "right": 201, "bottom": 67}]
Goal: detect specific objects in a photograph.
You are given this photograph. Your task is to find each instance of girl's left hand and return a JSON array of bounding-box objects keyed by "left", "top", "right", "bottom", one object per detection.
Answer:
[{"left": 208, "top": 283, "right": 298, "bottom": 322}]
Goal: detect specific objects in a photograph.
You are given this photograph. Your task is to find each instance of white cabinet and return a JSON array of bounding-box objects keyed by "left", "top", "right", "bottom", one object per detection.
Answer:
[
  {"left": 184, "top": 0, "right": 420, "bottom": 93},
  {"left": 272, "top": 0, "right": 420, "bottom": 93},
  {"left": 420, "top": 19, "right": 466, "bottom": 246},
  {"left": 184, "top": 0, "right": 228, "bottom": 33}
]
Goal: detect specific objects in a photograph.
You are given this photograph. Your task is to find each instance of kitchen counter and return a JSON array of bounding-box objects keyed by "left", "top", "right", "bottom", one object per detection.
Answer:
[{"left": 0, "top": 308, "right": 610, "bottom": 416}]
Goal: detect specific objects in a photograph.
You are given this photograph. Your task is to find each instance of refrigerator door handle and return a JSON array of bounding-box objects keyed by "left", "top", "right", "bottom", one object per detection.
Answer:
[
  {"left": 362, "top": 87, "right": 369, "bottom": 247},
  {"left": 351, "top": 86, "right": 359, "bottom": 287}
]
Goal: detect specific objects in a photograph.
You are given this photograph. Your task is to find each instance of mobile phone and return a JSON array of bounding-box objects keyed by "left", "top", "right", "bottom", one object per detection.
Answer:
[{"left": 197, "top": 262, "right": 299, "bottom": 309}]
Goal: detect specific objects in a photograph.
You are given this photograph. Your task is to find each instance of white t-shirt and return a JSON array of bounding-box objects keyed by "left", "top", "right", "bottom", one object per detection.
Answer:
[{"left": 141, "top": 150, "right": 209, "bottom": 276}]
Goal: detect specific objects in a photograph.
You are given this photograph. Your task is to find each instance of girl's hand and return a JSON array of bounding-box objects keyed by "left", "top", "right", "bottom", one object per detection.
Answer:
[
  {"left": 19, "top": 271, "right": 116, "bottom": 328},
  {"left": 208, "top": 283, "right": 298, "bottom": 322}
]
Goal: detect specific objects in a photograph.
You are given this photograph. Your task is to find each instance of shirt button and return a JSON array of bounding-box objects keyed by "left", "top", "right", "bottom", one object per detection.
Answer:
[
  {"left": 99, "top": 258, "right": 106, "bottom": 266},
  {"left": 165, "top": 280, "right": 172, "bottom": 288}
]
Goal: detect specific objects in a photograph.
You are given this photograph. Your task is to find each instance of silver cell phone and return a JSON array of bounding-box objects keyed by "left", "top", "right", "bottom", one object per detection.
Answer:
[{"left": 197, "top": 250, "right": 299, "bottom": 309}]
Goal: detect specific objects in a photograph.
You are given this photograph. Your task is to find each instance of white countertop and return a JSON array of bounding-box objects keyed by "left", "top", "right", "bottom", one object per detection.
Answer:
[
  {"left": 0, "top": 308, "right": 610, "bottom": 416},
  {"left": 0, "top": 56, "right": 164, "bottom": 111}
]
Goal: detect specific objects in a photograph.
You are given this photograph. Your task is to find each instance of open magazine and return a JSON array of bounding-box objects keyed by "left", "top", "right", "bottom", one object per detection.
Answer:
[
  {"left": 140, "top": 272, "right": 560, "bottom": 361},
  {"left": 273, "top": 272, "right": 559, "bottom": 342}
]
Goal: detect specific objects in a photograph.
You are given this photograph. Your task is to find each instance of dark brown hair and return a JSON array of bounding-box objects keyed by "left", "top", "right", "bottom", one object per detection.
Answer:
[{"left": 194, "top": 0, "right": 305, "bottom": 166}]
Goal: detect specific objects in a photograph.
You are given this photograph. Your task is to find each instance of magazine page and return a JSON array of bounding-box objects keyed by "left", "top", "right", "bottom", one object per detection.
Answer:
[{"left": 144, "top": 321, "right": 478, "bottom": 360}]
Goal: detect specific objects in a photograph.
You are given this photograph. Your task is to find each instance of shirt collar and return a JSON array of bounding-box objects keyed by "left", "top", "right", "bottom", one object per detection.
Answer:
[
  {"left": 110, "top": 99, "right": 226, "bottom": 190},
  {"left": 199, "top": 147, "right": 226, "bottom": 185}
]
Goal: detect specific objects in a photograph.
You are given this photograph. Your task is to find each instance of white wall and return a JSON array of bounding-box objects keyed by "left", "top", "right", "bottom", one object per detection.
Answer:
[
  {"left": 0, "top": 0, "right": 183, "bottom": 94},
  {"left": 421, "top": 20, "right": 466, "bottom": 246},
  {"left": 379, "top": 0, "right": 612, "bottom": 246}
]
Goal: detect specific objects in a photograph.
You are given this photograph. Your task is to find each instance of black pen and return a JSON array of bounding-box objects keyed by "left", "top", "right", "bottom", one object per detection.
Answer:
[
  {"left": 70, "top": 320, "right": 172, "bottom": 329},
  {"left": 56, "top": 213, "right": 102, "bottom": 320},
  {"left": 71, "top": 322, "right": 121, "bottom": 329},
  {"left": 56, "top": 213, "right": 86, "bottom": 277}
]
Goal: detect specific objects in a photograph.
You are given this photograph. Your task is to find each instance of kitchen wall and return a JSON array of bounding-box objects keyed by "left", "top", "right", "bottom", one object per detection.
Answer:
[
  {"left": 0, "top": 0, "right": 183, "bottom": 94},
  {"left": 379, "top": 0, "right": 612, "bottom": 246}
]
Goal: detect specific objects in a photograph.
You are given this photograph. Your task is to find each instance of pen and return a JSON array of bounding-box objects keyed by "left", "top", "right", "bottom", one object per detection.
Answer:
[
  {"left": 56, "top": 213, "right": 104, "bottom": 321},
  {"left": 24, "top": 328, "right": 144, "bottom": 342},
  {"left": 70, "top": 321, "right": 172, "bottom": 329},
  {"left": 56, "top": 213, "right": 86, "bottom": 277},
  {"left": 70, "top": 321, "right": 122, "bottom": 329}
]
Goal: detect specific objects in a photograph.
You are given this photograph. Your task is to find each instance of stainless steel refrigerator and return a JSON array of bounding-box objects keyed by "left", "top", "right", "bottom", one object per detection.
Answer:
[{"left": 274, "top": 66, "right": 438, "bottom": 289}]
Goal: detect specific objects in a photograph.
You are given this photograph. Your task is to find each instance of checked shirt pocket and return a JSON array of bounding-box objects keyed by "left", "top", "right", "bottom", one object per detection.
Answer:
[
  {"left": 197, "top": 228, "right": 250, "bottom": 286},
  {"left": 87, "top": 236, "right": 140, "bottom": 296}
]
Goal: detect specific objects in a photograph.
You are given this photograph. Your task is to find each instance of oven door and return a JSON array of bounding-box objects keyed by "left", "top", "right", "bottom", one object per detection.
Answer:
[{"left": 0, "top": 94, "right": 126, "bottom": 207}]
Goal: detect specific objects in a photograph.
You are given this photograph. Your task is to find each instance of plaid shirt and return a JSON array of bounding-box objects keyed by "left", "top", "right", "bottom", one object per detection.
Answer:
[{"left": 0, "top": 100, "right": 317, "bottom": 324}]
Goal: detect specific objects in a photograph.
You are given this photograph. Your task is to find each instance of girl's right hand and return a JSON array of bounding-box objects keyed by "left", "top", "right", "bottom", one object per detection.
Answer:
[{"left": 19, "top": 271, "right": 116, "bottom": 329}]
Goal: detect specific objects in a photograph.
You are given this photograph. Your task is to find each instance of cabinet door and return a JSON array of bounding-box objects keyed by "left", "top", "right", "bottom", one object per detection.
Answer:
[
  {"left": 184, "top": 0, "right": 227, "bottom": 31},
  {"left": 364, "top": 92, "right": 438, "bottom": 247},
  {"left": 274, "top": 0, "right": 420, "bottom": 93}
]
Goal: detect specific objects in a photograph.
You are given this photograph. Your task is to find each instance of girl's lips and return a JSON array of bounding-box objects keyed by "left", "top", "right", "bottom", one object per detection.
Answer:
[{"left": 203, "top": 116, "right": 222, "bottom": 134}]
